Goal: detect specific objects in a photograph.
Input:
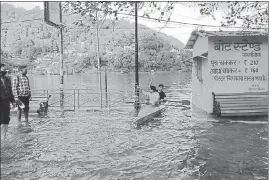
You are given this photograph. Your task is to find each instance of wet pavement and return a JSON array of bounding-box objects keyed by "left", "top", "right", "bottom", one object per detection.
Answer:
[{"left": 1, "top": 105, "right": 268, "bottom": 180}]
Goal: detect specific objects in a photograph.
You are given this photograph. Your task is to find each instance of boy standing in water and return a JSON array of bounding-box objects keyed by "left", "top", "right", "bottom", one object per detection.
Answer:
[
  {"left": 12, "top": 65, "right": 31, "bottom": 123},
  {"left": 0, "top": 63, "right": 15, "bottom": 140}
]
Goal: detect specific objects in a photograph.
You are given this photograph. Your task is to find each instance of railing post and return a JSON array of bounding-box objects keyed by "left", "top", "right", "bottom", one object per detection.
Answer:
[
  {"left": 100, "top": 91, "right": 103, "bottom": 110},
  {"left": 108, "top": 92, "right": 110, "bottom": 113},
  {"left": 78, "top": 89, "right": 80, "bottom": 109},
  {"left": 74, "top": 89, "right": 76, "bottom": 111},
  {"left": 105, "top": 67, "right": 108, "bottom": 106}
]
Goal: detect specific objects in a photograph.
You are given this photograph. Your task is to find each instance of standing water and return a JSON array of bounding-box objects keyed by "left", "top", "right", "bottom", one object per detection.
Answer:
[{"left": 1, "top": 72, "right": 268, "bottom": 180}]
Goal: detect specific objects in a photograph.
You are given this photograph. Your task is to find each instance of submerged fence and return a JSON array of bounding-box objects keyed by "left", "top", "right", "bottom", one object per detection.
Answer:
[
  {"left": 30, "top": 87, "right": 191, "bottom": 113},
  {"left": 31, "top": 88, "right": 135, "bottom": 112}
]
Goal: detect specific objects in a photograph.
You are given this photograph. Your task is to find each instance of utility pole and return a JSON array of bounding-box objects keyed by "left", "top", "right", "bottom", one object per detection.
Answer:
[
  {"left": 59, "top": 2, "right": 64, "bottom": 116},
  {"left": 96, "top": 6, "right": 102, "bottom": 109},
  {"left": 44, "top": 2, "right": 64, "bottom": 115},
  {"left": 134, "top": 2, "right": 140, "bottom": 114}
]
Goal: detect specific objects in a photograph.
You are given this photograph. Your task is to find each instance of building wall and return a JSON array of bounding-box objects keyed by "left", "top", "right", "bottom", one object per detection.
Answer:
[
  {"left": 192, "top": 35, "right": 268, "bottom": 114},
  {"left": 191, "top": 36, "right": 209, "bottom": 112},
  {"left": 200, "top": 56, "right": 214, "bottom": 113},
  {"left": 208, "top": 36, "right": 268, "bottom": 93},
  {"left": 192, "top": 57, "right": 213, "bottom": 113},
  {"left": 192, "top": 36, "right": 208, "bottom": 57}
]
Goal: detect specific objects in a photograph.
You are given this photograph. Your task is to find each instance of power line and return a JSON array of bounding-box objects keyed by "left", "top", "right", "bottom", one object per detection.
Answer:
[
  {"left": 1, "top": 25, "right": 191, "bottom": 31},
  {"left": 1, "top": 8, "right": 267, "bottom": 30},
  {"left": 172, "top": 12, "right": 204, "bottom": 21},
  {"left": 117, "top": 12, "right": 267, "bottom": 30}
]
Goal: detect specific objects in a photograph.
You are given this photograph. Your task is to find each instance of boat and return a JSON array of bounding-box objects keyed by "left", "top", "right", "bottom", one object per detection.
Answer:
[{"left": 135, "top": 105, "right": 167, "bottom": 127}]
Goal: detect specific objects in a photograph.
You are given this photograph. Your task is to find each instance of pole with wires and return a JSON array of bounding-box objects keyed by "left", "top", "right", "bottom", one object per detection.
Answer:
[{"left": 134, "top": 2, "right": 140, "bottom": 115}]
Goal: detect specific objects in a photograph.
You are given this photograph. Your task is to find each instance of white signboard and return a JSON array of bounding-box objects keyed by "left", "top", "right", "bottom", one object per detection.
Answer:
[{"left": 208, "top": 36, "right": 268, "bottom": 93}]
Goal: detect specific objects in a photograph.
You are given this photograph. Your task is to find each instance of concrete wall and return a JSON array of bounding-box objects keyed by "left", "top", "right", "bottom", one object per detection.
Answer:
[
  {"left": 191, "top": 36, "right": 209, "bottom": 112},
  {"left": 192, "top": 36, "right": 208, "bottom": 57}
]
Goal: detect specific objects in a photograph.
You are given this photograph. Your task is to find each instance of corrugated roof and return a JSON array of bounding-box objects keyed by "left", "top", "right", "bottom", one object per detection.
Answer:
[{"left": 184, "top": 30, "right": 268, "bottom": 49}]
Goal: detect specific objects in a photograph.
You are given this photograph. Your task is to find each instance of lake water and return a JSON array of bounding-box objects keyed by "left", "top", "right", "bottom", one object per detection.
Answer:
[
  {"left": 28, "top": 72, "right": 191, "bottom": 91},
  {"left": 1, "top": 72, "right": 268, "bottom": 180}
]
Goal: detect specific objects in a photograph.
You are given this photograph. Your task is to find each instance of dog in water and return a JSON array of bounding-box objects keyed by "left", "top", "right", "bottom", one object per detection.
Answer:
[{"left": 37, "top": 95, "right": 51, "bottom": 116}]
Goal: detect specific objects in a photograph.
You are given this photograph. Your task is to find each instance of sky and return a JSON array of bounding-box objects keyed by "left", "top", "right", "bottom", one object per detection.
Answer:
[{"left": 2, "top": 1, "right": 231, "bottom": 44}]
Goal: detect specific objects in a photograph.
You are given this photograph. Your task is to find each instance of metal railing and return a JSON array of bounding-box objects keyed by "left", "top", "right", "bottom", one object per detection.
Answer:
[
  {"left": 31, "top": 89, "right": 135, "bottom": 112},
  {"left": 30, "top": 87, "right": 189, "bottom": 112}
]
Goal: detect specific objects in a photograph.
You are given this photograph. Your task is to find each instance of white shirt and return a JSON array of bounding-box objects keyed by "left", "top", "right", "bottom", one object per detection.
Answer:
[{"left": 143, "top": 91, "right": 160, "bottom": 105}]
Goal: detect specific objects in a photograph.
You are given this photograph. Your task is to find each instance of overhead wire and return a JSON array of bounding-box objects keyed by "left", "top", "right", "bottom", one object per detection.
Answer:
[
  {"left": 1, "top": 5, "right": 267, "bottom": 31},
  {"left": 117, "top": 12, "right": 267, "bottom": 30}
]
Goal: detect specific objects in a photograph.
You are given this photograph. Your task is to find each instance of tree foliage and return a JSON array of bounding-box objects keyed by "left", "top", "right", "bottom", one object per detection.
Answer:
[
  {"left": 62, "top": 2, "right": 175, "bottom": 23},
  {"left": 196, "top": 2, "right": 268, "bottom": 29},
  {"left": 1, "top": 3, "right": 191, "bottom": 74}
]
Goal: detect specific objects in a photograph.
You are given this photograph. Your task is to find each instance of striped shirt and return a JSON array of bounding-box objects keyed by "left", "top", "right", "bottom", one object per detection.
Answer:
[{"left": 12, "top": 75, "right": 31, "bottom": 98}]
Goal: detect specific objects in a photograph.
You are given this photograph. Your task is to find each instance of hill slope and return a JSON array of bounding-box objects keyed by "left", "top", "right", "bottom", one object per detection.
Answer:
[{"left": 1, "top": 3, "right": 191, "bottom": 74}]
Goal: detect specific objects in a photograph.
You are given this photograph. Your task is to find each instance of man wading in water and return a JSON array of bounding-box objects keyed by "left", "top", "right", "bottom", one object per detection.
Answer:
[
  {"left": 0, "top": 63, "right": 15, "bottom": 140},
  {"left": 12, "top": 65, "right": 31, "bottom": 124}
]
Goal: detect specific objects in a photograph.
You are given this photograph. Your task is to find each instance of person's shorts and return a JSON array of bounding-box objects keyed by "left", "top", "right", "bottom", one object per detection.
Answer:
[
  {"left": 18, "top": 96, "right": 30, "bottom": 111},
  {"left": 0, "top": 101, "right": 11, "bottom": 125}
]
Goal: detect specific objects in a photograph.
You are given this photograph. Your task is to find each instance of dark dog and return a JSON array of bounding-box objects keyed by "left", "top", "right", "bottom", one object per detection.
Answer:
[{"left": 37, "top": 95, "right": 51, "bottom": 116}]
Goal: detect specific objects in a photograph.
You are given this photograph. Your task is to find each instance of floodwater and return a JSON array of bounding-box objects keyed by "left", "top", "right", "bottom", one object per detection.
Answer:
[{"left": 1, "top": 72, "right": 268, "bottom": 180}]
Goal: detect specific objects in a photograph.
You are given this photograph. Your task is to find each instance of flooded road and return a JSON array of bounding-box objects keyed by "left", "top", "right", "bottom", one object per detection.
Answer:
[
  {"left": 1, "top": 108, "right": 267, "bottom": 180},
  {"left": 1, "top": 72, "right": 268, "bottom": 180}
]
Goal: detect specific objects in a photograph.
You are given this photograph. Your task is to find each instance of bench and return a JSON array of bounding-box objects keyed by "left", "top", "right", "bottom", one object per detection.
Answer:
[{"left": 212, "top": 92, "right": 268, "bottom": 117}]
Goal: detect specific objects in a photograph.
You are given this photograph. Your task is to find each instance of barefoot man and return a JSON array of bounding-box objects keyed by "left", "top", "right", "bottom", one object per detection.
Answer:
[{"left": 12, "top": 65, "right": 31, "bottom": 123}]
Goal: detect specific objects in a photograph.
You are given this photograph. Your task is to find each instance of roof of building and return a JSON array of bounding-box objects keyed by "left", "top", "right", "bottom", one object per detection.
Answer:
[{"left": 185, "top": 30, "right": 268, "bottom": 49}]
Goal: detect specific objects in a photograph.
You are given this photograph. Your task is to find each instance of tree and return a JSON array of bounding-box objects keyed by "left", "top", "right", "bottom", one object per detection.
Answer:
[
  {"left": 1, "top": 3, "right": 188, "bottom": 73},
  {"left": 195, "top": 2, "right": 268, "bottom": 30},
  {"left": 62, "top": 2, "right": 176, "bottom": 26}
]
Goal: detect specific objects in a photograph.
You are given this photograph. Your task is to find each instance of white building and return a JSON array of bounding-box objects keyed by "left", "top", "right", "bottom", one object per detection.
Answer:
[{"left": 185, "top": 31, "right": 268, "bottom": 116}]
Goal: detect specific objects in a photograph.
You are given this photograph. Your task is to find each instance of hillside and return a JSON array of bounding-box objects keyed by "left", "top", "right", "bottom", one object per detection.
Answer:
[{"left": 1, "top": 3, "right": 191, "bottom": 74}]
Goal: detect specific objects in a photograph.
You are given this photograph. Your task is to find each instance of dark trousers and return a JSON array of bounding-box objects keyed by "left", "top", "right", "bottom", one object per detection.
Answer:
[
  {"left": 18, "top": 96, "right": 30, "bottom": 111},
  {"left": 0, "top": 100, "right": 11, "bottom": 125}
]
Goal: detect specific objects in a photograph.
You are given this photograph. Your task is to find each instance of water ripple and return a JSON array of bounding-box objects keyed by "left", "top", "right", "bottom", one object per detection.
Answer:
[{"left": 1, "top": 73, "right": 268, "bottom": 180}]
